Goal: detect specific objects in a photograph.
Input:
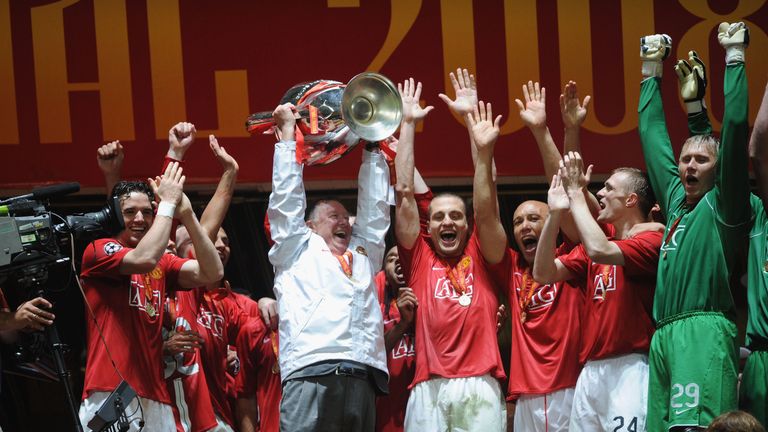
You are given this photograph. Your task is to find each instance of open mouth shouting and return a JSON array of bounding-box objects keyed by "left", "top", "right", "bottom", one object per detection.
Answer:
[
  {"left": 439, "top": 230, "right": 458, "bottom": 249},
  {"left": 684, "top": 174, "right": 699, "bottom": 191},
  {"left": 520, "top": 234, "right": 538, "bottom": 255}
]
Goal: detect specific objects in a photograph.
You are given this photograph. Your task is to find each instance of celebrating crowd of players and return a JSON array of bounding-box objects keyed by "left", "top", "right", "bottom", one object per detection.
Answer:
[{"left": 63, "top": 20, "right": 768, "bottom": 432}]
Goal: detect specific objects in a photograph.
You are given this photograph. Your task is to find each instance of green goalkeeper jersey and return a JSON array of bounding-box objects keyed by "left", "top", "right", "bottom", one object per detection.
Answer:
[
  {"left": 638, "top": 63, "right": 750, "bottom": 322},
  {"left": 747, "top": 194, "right": 768, "bottom": 349}
]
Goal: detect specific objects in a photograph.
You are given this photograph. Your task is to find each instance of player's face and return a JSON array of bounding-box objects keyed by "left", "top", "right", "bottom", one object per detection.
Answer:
[
  {"left": 383, "top": 246, "right": 405, "bottom": 288},
  {"left": 117, "top": 192, "right": 154, "bottom": 248},
  {"left": 596, "top": 172, "right": 631, "bottom": 224},
  {"left": 308, "top": 201, "right": 352, "bottom": 254},
  {"left": 214, "top": 227, "right": 231, "bottom": 267},
  {"left": 429, "top": 196, "right": 469, "bottom": 259},
  {"left": 678, "top": 142, "right": 716, "bottom": 206},
  {"left": 512, "top": 201, "right": 548, "bottom": 265}
]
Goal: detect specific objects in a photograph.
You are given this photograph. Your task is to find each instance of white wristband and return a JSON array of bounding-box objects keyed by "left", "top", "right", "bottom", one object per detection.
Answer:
[
  {"left": 725, "top": 45, "right": 745, "bottom": 64},
  {"left": 685, "top": 99, "right": 706, "bottom": 114},
  {"left": 157, "top": 201, "right": 176, "bottom": 218},
  {"left": 642, "top": 61, "right": 663, "bottom": 78}
]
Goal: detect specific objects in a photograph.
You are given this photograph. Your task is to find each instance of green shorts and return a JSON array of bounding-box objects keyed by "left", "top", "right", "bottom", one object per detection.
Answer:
[
  {"left": 740, "top": 349, "right": 768, "bottom": 427},
  {"left": 647, "top": 311, "right": 738, "bottom": 430}
]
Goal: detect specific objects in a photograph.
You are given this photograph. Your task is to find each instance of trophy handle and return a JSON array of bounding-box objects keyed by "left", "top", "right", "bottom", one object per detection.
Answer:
[{"left": 245, "top": 109, "right": 311, "bottom": 134}]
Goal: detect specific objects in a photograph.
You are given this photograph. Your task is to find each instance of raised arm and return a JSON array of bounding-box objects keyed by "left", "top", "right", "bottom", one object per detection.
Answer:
[
  {"left": 166, "top": 122, "right": 196, "bottom": 162},
  {"left": 395, "top": 78, "right": 433, "bottom": 249},
  {"left": 176, "top": 192, "right": 225, "bottom": 288},
  {"left": 515, "top": 81, "right": 560, "bottom": 180},
  {"left": 199, "top": 135, "right": 239, "bottom": 240},
  {"left": 560, "top": 81, "right": 600, "bottom": 217},
  {"left": 715, "top": 22, "right": 750, "bottom": 226},
  {"left": 674, "top": 50, "right": 712, "bottom": 137},
  {"left": 532, "top": 174, "right": 576, "bottom": 284},
  {"left": 96, "top": 140, "right": 124, "bottom": 194},
  {"left": 750, "top": 82, "right": 768, "bottom": 209},
  {"left": 560, "top": 81, "right": 591, "bottom": 154},
  {"left": 469, "top": 101, "right": 506, "bottom": 264},
  {"left": 351, "top": 143, "right": 391, "bottom": 271},
  {"left": 267, "top": 103, "right": 311, "bottom": 267},
  {"left": 561, "top": 153, "right": 624, "bottom": 265},
  {"left": 438, "top": 68, "right": 496, "bottom": 179},
  {"left": 638, "top": 34, "right": 679, "bottom": 218}
]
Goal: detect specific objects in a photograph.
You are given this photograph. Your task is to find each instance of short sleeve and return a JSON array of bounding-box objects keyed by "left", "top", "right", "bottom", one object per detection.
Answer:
[
  {"left": 557, "top": 245, "right": 589, "bottom": 279},
  {"left": 159, "top": 253, "right": 189, "bottom": 292},
  {"left": 80, "top": 239, "right": 132, "bottom": 280},
  {"left": 614, "top": 231, "right": 663, "bottom": 276}
]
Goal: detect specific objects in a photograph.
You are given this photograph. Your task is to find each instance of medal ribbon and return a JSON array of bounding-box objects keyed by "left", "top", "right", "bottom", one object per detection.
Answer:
[
  {"left": 444, "top": 255, "right": 471, "bottom": 295},
  {"left": 519, "top": 268, "right": 539, "bottom": 314},
  {"left": 142, "top": 273, "right": 154, "bottom": 309},
  {"left": 663, "top": 214, "right": 684, "bottom": 249},
  {"left": 335, "top": 251, "right": 353, "bottom": 278}
]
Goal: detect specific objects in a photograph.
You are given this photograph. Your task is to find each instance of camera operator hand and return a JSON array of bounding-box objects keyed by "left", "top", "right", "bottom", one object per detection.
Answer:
[{"left": 6, "top": 297, "right": 55, "bottom": 332}]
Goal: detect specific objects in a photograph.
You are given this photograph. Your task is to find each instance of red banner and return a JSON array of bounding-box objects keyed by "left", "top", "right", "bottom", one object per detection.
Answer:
[{"left": 1, "top": 0, "right": 767, "bottom": 191}]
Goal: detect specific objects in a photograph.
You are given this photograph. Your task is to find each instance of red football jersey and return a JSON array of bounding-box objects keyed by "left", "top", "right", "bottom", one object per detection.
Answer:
[
  {"left": 196, "top": 288, "right": 249, "bottom": 426},
  {"left": 235, "top": 317, "right": 281, "bottom": 432},
  {"left": 558, "top": 231, "right": 660, "bottom": 363},
  {"left": 80, "top": 238, "right": 188, "bottom": 403},
  {"left": 489, "top": 246, "right": 584, "bottom": 400},
  {"left": 398, "top": 232, "right": 506, "bottom": 388},
  {"left": 163, "top": 291, "right": 218, "bottom": 432},
  {"left": 374, "top": 271, "right": 415, "bottom": 432}
]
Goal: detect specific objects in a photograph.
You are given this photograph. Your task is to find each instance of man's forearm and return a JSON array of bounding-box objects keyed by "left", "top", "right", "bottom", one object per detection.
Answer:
[
  {"left": 568, "top": 192, "right": 623, "bottom": 265},
  {"left": 181, "top": 213, "right": 224, "bottom": 284},
  {"left": 530, "top": 127, "right": 562, "bottom": 180},
  {"left": 384, "top": 320, "right": 410, "bottom": 352},
  {"left": 201, "top": 167, "right": 237, "bottom": 241},
  {"left": 532, "top": 211, "right": 563, "bottom": 284}
]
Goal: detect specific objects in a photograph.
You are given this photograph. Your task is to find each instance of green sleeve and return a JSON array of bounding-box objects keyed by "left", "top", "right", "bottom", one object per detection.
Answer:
[
  {"left": 688, "top": 110, "right": 712, "bottom": 136},
  {"left": 715, "top": 63, "right": 750, "bottom": 226},
  {"left": 638, "top": 77, "right": 683, "bottom": 221}
]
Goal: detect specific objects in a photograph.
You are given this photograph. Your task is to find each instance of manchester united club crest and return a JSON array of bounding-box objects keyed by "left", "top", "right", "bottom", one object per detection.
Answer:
[
  {"left": 103, "top": 242, "right": 122, "bottom": 256},
  {"left": 149, "top": 267, "right": 164, "bottom": 279}
]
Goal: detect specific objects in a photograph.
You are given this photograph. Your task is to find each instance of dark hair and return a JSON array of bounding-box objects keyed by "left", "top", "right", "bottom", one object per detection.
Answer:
[
  {"left": 110, "top": 180, "right": 155, "bottom": 204},
  {"left": 706, "top": 411, "right": 765, "bottom": 432},
  {"left": 428, "top": 193, "right": 468, "bottom": 218},
  {"left": 611, "top": 167, "right": 655, "bottom": 216}
]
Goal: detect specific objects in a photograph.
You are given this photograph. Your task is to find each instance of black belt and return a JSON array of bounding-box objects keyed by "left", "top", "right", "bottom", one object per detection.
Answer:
[{"left": 335, "top": 362, "right": 369, "bottom": 380}]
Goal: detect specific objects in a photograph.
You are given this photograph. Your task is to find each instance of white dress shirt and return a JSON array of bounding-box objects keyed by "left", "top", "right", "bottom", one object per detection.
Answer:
[{"left": 268, "top": 140, "right": 390, "bottom": 381}]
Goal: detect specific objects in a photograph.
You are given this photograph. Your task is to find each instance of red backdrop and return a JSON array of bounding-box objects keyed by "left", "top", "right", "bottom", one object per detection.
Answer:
[{"left": 1, "top": 0, "right": 767, "bottom": 191}]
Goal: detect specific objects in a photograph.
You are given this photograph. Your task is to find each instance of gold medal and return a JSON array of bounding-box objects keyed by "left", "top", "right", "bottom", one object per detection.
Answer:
[
  {"left": 458, "top": 293, "right": 471, "bottom": 307},
  {"left": 520, "top": 311, "right": 527, "bottom": 324},
  {"left": 146, "top": 303, "right": 156, "bottom": 317}
]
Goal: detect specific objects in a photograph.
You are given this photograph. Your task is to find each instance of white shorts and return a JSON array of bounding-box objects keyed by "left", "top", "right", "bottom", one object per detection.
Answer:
[
  {"left": 569, "top": 353, "right": 648, "bottom": 432},
  {"left": 405, "top": 374, "right": 506, "bottom": 432},
  {"left": 79, "top": 391, "right": 176, "bottom": 432},
  {"left": 211, "top": 415, "right": 235, "bottom": 432},
  {"left": 514, "top": 387, "right": 575, "bottom": 431}
]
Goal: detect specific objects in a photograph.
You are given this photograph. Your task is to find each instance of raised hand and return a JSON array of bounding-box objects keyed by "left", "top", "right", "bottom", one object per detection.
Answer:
[
  {"left": 515, "top": 81, "right": 547, "bottom": 130},
  {"left": 559, "top": 151, "right": 593, "bottom": 195},
  {"left": 96, "top": 140, "right": 124, "bottom": 176},
  {"left": 438, "top": 68, "right": 478, "bottom": 117},
  {"left": 398, "top": 78, "right": 434, "bottom": 124},
  {"left": 675, "top": 51, "right": 707, "bottom": 113},
  {"left": 273, "top": 103, "right": 296, "bottom": 142},
  {"left": 209, "top": 135, "right": 239, "bottom": 172},
  {"left": 640, "top": 34, "right": 672, "bottom": 78},
  {"left": 467, "top": 101, "right": 502, "bottom": 152},
  {"left": 151, "top": 161, "right": 185, "bottom": 206},
  {"left": 547, "top": 173, "right": 570, "bottom": 212},
  {"left": 168, "top": 122, "right": 197, "bottom": 160},
  {"left": 718, "top": 22, "right": 749, "bottom": 64},
  {"left": 560, "top": 81, "right": 591, "bottom": 129}
]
